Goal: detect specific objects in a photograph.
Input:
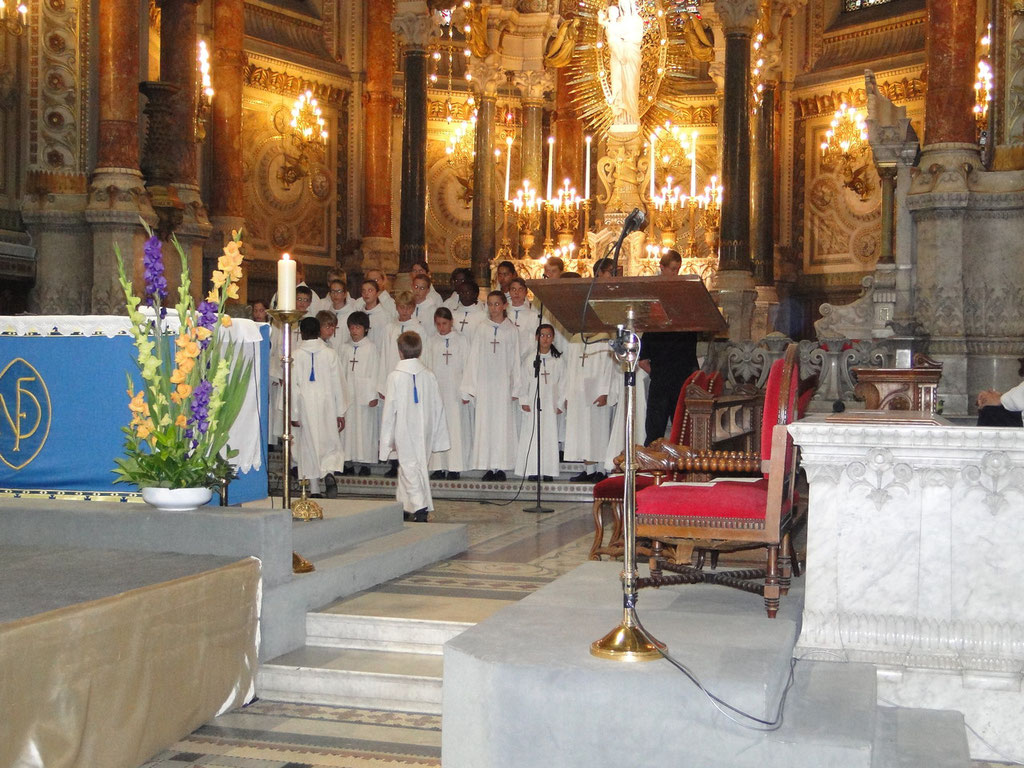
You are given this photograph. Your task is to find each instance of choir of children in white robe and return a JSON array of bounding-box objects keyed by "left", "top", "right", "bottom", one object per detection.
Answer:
[
  {"left": 379, "top": 331, "right": 449, "bottom": 522},
  {"left": 514, "top": 324, "right": 565, "bottom": 479},
  {"left": 411, "top": 274, "right": 442, "bottom": 328},
  {"left": 562, "top": 333, "right": 618, "bottom": 481},
  {"left": 460, "top": 291, "right": 522, "bottom": 481},
  {"left": 381, "top": 291, "right": 426, "bottom": 377},
  {"left": 337, "top": 311, "right": 383, "bottom": 474},
  {"left": 290, "top": 317, "right": 347, "bottom": 495},
  {"left": 359, "top": 278, "right": 397, "bottom": 351},
  {"left": 425, "top": 308, "right": 471, "bottom": 478},
  {"left": 449, "top": 280, "right": 486, "bottom": 336}
]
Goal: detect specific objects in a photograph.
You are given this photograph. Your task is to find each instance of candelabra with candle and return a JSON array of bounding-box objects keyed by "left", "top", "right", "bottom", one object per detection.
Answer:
[
  {"left": 651, "top": 176, "right": 684, "bottom": 249},
  {"left": 511, "top": 180, "right": 542, "bottom": 256},
  {"left": 700, "top": 176, "right": 723, "bottom": 255},
  {"left": 550, "top": 179, "right": 582, "bottom": 247}
]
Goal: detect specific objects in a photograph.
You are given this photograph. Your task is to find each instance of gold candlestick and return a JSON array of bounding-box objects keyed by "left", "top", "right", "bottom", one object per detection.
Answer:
[{"left": 268, "top": 307, "right": 304, "bottom": 511}]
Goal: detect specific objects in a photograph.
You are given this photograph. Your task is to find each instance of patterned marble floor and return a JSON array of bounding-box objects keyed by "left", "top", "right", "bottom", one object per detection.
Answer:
[{"left": 139, "top": 498, "right": 1016, "bottom": 768}]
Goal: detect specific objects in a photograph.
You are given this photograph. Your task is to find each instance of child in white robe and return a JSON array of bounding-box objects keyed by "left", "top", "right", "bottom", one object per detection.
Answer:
[
  {"left": 514, "top": 324, "right": 566, "bottom": 479},
  {"left": 506, "top": 277, "right": 541, "bottom": 355},
  {"left": 411, "top": 273, "right": 442, "bottom": 328},
  {"left": 450, "top": 279, "right": 486, "bottom": 336},
  {"left": 338, "top": 310, "right": 383, "bottom": 475},
  {"left": 381, "top": 291, "right": 426, "bottom": 377},
  {"left": 380, "top": 331, "right": 450, "bottom": 522},
  {"left": 460, "top": 291, "right": 522, "bottom": 481},
  {"left": 360, "top": 278, "right": 397, "bottom": 351},
  {"left": 291, "top": 316, "right": 347, "bottom": 495},
  {"left": 563, "top": 333, "right": 617, "bottom": 482},
  {"left": 425, "top": 307, "right": 471, "bottom": 479}
]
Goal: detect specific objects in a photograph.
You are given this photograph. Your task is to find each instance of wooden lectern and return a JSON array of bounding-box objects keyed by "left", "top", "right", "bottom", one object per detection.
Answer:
[{"left": 527, "top": 275, "right": 727, "bottom": 661}]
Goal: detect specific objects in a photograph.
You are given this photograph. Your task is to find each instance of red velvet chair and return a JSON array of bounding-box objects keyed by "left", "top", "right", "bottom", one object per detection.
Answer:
[
  {"left": 634, "top": 344, "right": 803, "bottom": 617},
  {"left": 589, "top": 369, "right": 721, "bottom": 560}
]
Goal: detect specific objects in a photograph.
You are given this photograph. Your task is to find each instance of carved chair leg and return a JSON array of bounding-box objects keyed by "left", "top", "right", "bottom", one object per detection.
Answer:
[
  {"left": 589, "top": 499, "right": 606, "bottom": 560},
  {"left": 709, "top": 550, "right": 720, "bottom": 570},
  {"left": 694, "top": 549, "right": 706, "bottom": 570},
  {"left": 788, "top": 535, "right": 802, "bottom": 578},
  {"left": 778, "top": 533, "right": 792, "bottom": 595},
  {"left": 764, "top": 544, "right": 780, "bottom": 618},
  {"left": 609, "top": 502, "right": 624, "bottom": 551},
  {"left": 649, "top": 540, "right": 664, "bottom": 579}
]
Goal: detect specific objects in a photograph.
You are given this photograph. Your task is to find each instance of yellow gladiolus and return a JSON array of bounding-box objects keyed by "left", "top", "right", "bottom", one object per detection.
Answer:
[
  {"left": 175, "top": 413, "right": 188, "bottom": 428},
  {"left": 221, "top": 315, "right": 233, "bottom": 327}
]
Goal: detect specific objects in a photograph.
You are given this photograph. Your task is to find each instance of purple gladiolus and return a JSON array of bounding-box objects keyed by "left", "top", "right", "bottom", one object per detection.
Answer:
[
  {"left": 142, "top": 235, "right": 168, "bottom": 318},
  {"left": 189, "top": 379, "right": 214, "bottom": 437},
  {"left": 196, "top": 301, "right": 218, "bottom": 348}
]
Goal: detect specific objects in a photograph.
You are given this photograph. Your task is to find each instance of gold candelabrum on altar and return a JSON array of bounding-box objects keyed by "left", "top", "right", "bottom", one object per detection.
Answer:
[
  {"left": 509, "top": 180, "right": 542, "bottom": 255},
  {"left": 548, "top": 179, "right": 582, "bottom": 248},
  {"left": 1, "top": 0, "right": 27, "bottom": 36}
]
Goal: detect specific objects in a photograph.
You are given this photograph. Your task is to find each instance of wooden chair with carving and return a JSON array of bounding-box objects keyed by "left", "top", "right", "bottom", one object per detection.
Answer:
[
  {"left": 589, "top": 369, "right": 723, "bottom": 560},
  {"left": 633, "top": 343, "right": 804, "bottom": 618}
]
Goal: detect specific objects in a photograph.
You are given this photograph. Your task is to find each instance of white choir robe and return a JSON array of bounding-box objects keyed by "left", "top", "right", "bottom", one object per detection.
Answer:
[
  {"left": 460, "top": 318, "right": 523, "bottom": 471},
  {"left": 268, "top": 322, "right": 300, "bottom": 443},
  {"left": 451, "top": 301, "right": 486, "bottom": 336},
  {"left": 356, "top": 289, "right": 397, "bottom": 314},
  {"left": 442, "top": 291, "right": 461, "bottom": 311},
  {"left": 514, "top": 351, "right": 566, "bottom": 478},
  {"left": 506, "top": 302, "right": 541, "bottom": 356},
  {"left": 411, "top": 293, "right": 442, "bottom": 330},
  {"left": 379, "top": 358, "right": 450, "bottom": 513},
  {"left": 381, "top": 318, "right": 426, "bottom": 379},
  {"left": 425, "top": 331, "right": 472, "bottom": 472},
  {"left": 364, "top": 302, "right": 397, "bottom": 351},
  {"left": 328, "top": 297, "right": 360, "bottom": 330},
  {"left": 534, "top": 297, "right": 571, "bottom": 443},
  {"left": 562, "top": 335, "right": 617, "bottom": 465},
  {"left": 338, "top": 338, "right": 384, "bottom": 463},
  {"left": 604, "top": 366, "right": 648, "bottom": 471},
  {"left": 291, "top": 339, "right": 348, "bottom": 481}
]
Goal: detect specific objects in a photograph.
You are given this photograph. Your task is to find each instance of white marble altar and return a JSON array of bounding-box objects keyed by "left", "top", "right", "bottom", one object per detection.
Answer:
[{"left": 790, "top": 415, "right": 1024, "bottom": 760}]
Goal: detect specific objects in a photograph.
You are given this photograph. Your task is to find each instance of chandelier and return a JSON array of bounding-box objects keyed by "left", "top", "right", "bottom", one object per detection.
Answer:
[
  {"left": 1, "top": 0, "right": 27, "bottom": 36},
  {"left": 433, "top": 7, "right": 476, "bottom": 203},
  {"left": 820, "top": 102, "right": 871, "bottom": 200},
  {"left": 277, "top": 90, "right": 328, "bottom": 190},
  {"left": 194, "top": 40, "right": 214, "bottom": 142},
  {"left": 974, "top": 23, "right": 992, "bottom": 141}
]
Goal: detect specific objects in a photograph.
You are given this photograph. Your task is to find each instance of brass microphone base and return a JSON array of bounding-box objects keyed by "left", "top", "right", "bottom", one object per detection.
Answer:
[{"left": 590, "top": 612, "right": 665, "bottom": 662}]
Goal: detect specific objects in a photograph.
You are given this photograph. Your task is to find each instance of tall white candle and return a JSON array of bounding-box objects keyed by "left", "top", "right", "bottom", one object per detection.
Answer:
[
  {"left": 584, "top": 135, "right": 592, "bottom": 200},
  {"left": 546, "top": 136, "right": 555, "bottom": 201},
  {"left": 690, "top": 132, "right": 698, "bottom": 198},
  {"left": 504, "top": 136, "right": 513, "bottom": 200},
  {"left": 277, "top": 253, "right": 296, "bottom": 312},
  {"left": 650, "top": 133, "right": 656, "bottom": 199}
]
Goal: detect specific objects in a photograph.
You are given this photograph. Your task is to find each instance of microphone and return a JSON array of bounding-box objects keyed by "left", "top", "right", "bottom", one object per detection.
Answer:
[{"left": 611, "top": 207, "right": 648, "bottom": 275}]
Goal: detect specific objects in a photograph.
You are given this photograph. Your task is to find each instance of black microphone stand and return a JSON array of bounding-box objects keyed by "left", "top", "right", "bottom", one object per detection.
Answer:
[{"left": 524, "top": 298, "right": 553, "bottom": 514}]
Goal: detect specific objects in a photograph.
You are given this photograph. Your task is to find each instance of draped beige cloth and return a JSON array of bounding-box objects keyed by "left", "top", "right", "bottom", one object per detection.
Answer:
[{"left": 0, "top": 557, "right": 260, "bottom": 768}]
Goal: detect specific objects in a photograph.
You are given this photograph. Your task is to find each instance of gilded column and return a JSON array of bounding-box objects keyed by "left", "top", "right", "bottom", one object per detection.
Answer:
[
  {"left": 554, "top": 67, "right": 581, "bottom": 190},
  {"left": 206, "top": 0, "right": 247, "bottom": 298},
  {"left": 924, "top": 0, "right": 977, "bottom": 147},
  {"left": 470, "top": 62, "right": 503, "bottom": 287},
  {"left": 710, "top": 0, "right": 758, "bottom": 340},
  {"left": 85, "top": 0, "right": 156, "bottom": 313},
  {"left": 363, "top": 0, "right": 396, "bottom": 272},
  {"left": 393, "top": 3, "right": 435, "bottom": 277}
]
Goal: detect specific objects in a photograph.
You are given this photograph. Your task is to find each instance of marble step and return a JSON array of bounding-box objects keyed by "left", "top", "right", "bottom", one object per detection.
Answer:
[
  {"left": 870, "top": 706, "right": 969, "bottom": 768},
  {"left": 327, "top": 474, "right": 595, "bottom": 503},
  {"left": 290, "top": 498, "right": 403, "bottom": 560},
  {"left": 261, "top": 523, "right": 468, "bottom": 660},
  {"left": 258, "top": 644, "right": 444, "bottom": 714},
  {"left": 306, "top": 612, "right": 473, "bottom": 655}
]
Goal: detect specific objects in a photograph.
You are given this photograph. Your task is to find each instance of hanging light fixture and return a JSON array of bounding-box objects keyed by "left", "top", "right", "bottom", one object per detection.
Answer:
[
  {"left": 277, "top": 89, "right": 328, "bottom": 190},
  {"left": 1, "top": 0, "right": 27, "bottom": 36},
  {"left": 194, "top": 40, "right": 214, "bottom": 141},
  {"left": 974, "top": 22, "right": 993, "bottom": 143},
  {"left": 820, "top": 102, "right": 872, "bottom": 200}
]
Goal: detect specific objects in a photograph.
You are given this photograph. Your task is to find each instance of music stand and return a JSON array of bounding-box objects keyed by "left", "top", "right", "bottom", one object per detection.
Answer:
[{"left": 527, "top": 275, "right": 727, "bottom": 661}]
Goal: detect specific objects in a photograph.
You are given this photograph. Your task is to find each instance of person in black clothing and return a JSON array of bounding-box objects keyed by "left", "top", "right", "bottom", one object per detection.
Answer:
[{"left": 639, "top": 249, "right": 699, "bottom": 445}]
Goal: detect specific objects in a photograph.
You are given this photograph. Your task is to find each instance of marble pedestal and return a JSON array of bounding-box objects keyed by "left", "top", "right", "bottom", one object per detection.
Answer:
[{"left": 790, "top": 416, "right": 1024, "bottom": 760}]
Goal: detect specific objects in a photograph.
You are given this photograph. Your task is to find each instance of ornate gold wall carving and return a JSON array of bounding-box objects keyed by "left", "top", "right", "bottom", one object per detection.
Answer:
[{"left": 243, "top": 63, "right": 346, "bottom": 106}]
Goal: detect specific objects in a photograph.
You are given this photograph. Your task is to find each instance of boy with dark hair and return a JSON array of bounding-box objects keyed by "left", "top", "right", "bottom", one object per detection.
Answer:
[
  {"left": 380, "top": 331, "right": 450, "bottom": 522},
  {"left": 426, "top": 306, "right": 471, "bottom": 480},
  {"left": 338, "top": 310, "right": 382, "bottom": 476}
]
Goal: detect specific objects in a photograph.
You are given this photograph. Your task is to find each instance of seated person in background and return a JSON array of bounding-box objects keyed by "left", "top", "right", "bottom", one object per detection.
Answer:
[{"left": 977, "top": 367, "right": 1024, "bottom": 427}]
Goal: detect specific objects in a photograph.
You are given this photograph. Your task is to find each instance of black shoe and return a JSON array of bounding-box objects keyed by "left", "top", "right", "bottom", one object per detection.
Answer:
[
  {"left": 413, "top": 508, "right": 429, "bottom": 523},
  {"left": 342, "top": 465, "right": 355, "bottom": 476},
  {"left": 589, "top": 472, "right": 607, "bottom": 482},
  {"left": 403, "top": 511, "right": 413, "bottom": 521},
  {"left": 494, "top": 470, "right": 507, "bottom": 482},
  {"left": 310, "top": 493, "right": 325, "bottom": 499},
  {"left": 447, "top": 471, "right": 461, "bottom": 480},
  {"left": 543, "top": 475, "right": 553, "bottom": 482},
  {"left": 430, "top": 469, "right": 446, "bottom": 480},
  {"left": 570, "top": 470, "right": 590, "bottom": 482},
  {"left": 384, "top": 466, "right": 399, "bottom": 478},
  {"left": 528, "top": 475, "right": 539, "bottom": 481},
  {"left": 482, "top": 470, "right": 495, "bottom": 481},
  {"left": 358, "top": 466, "right": 371, "bottom": 476}
]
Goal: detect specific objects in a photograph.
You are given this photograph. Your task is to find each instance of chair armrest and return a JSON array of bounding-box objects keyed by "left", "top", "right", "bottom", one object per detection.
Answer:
[{"left": 675, "top": 449, "right": 761, "bottom": 474}]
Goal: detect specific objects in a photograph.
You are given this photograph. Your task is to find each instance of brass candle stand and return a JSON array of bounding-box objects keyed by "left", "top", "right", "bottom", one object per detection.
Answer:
[
  {"left": 497, "top": 202, "right": 515, "bottom": 261},
  {"left": 577, "top": 199, "right": 593, "bottom": 261}
]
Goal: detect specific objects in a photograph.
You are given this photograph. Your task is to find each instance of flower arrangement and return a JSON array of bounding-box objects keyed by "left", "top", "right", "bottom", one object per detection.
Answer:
[{"left": 113, "top": 227, "right": 252, "bottom": 490}]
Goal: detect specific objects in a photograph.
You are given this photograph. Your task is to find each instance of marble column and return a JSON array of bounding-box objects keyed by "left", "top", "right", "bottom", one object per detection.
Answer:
[
  {"left": 393, "top": 5, "right": 434, "bottom": 278},
  {"left": 363, "top": 0, "right": 396, "bottom": 273},
  {"left": 471, "top": 82, "right": 498, "bottom": 287},
  {"left": 751, "top": 84, "right": 778, "bottom": 337},
  {"left": 924, "top": 0, "right": 977, "bottom": 147},
  {"left": 710, "top": 0, "right": 758, "bottom": 340},
  {"left": 554, "top": 67, "right": 581, "bottom": 190},
  {"left": 158, "top": 0, "right": 211, "bottom": 298},
  {"left": 516, "top": 71, "right": 552, "bottom": 194},
  {"left": 84, "top": 0, "right": 156, "bottom": 312},
  {"left": 206, "top": 0, "right": 247, "bottom": 299}
]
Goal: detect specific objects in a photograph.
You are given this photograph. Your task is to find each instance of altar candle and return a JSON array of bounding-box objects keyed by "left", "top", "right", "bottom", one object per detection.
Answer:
[
  {"left": 277, "top": 253, "right": 296, "bottom": 312},
  {"left": 504, "top": 136, "right": 513, "bottom": 200},
  {"left": 649, "top": 133, "right": 656, "bottom": 199},
  {"left": 546, "top": 136, "right": 555, "bottom": 201},
  {"left": 584, "top": 135, "right": 592, "bottom": 200},
  {"left": 690, "top": 132, "right": 698, "bottom": 198}
]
